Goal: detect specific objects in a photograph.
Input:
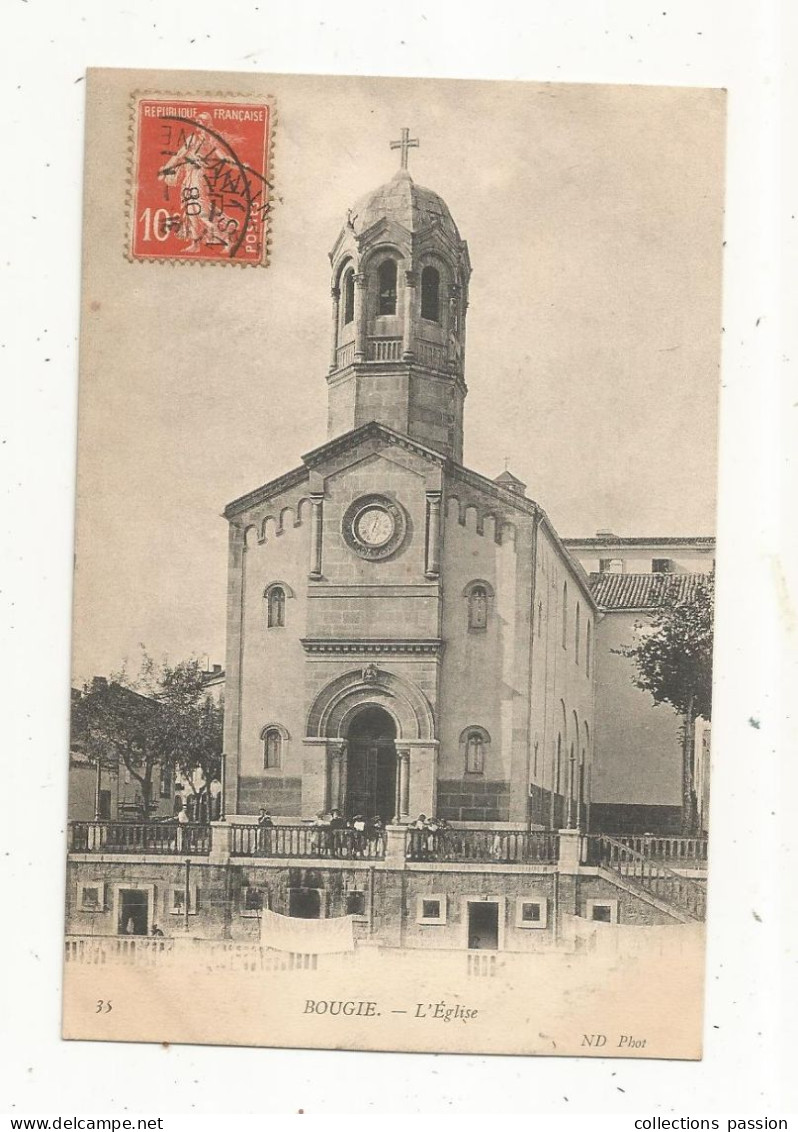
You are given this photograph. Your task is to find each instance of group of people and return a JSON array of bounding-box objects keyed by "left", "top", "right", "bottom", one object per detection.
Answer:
[
  {"left": 409, "top": 813, "right": 451, "bottom": 859},
  {"left": 255, "top": 807, "right": 387, "bottom": 857},
  {"left": 309, "top": 809, "right": 387, "bottom": 857},
  {"left": 252, "top": 806, "right": 465, "bottom": 859}
]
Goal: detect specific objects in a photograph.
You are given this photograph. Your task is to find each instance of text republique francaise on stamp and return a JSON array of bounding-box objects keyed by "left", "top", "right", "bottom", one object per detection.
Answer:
[{"left": 128, "top": 95, "right": 274, "bottom": 266}]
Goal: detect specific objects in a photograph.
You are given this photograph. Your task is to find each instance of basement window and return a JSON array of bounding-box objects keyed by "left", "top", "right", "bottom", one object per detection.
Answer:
[
  {"left": 417, "top": 895, "right": 446, "bottom": 925},
  {"left": 170, "top": 886, "right": 199, "bottom": 916},
  {"left": 345, "top": 891, "right": 367, "bottom": 917},
  {"left": 288, "top": 888, "right": 322, "bottom": 919},
  {"left": 242, "top": 887, "right": 265, "bottom": 917},
  {"left": 515, "top": 897, "right": 548, "bottom": 929},
  {"left": 79, "top": 883, "right": 105, "bottom": 912},
  {"left": 586, "top": 899, "right": 618, "bottom": 924}
]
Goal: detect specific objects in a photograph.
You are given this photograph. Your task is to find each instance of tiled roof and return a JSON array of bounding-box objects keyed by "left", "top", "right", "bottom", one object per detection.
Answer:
[{"left": 589, "top": 572, "right": 709, "bottom": 611}]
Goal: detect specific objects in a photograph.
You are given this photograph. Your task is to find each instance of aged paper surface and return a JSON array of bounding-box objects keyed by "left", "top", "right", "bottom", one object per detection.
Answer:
[{"left": 64, "top": 67, "right": 724, "bottom": 1058}]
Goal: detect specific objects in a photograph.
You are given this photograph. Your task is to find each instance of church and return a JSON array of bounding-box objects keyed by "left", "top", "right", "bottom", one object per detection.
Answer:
[
  {"left": 221, "top": 132, "right": 597, "bottom": 833},
  {"left": 65, "top": 133, "right": 710, "bottom": 953}
]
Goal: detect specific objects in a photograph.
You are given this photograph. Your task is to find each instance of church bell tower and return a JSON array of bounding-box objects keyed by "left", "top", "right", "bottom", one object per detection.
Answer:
[{"left": 326, "top": 130, "right": 472, "bottom": 463}]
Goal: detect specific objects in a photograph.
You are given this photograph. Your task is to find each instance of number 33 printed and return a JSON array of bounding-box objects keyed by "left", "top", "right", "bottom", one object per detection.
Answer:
[{"left": 95, "top": 1000, "right": 112, "bottom": 1014}]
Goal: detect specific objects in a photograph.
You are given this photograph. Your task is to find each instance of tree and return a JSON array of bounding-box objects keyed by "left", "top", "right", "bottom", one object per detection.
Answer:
[
  {"left": 621, "top": 573, "right": 714, "bottom": 835},
  {"left": 159, "top": 659, "right": 224, "bottom": 822},
  {"left": 71, "top": 654, "right": 224, "bottom": 821},
  {"left": 72, "top": 674, "right": 163, "bottom": 818}
]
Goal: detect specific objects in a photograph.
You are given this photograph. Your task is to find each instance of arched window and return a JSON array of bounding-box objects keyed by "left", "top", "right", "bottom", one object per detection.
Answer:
[
  {"left": 562, "top": 582, "right": 568, "bottom": 649},
  {"left": 469, "top": 586, "right": 488, "bottom": 629},
  {"left": 267, "top": 586, "right": 285, "bottom": 628},
  {"left": 575, "top": 601, "right": 581, "bottom": 664},
  {"left": 465, "top": 733, "right": 484, "bottom": 774},
  {"left": 264, "top": 582, "right": 293, "bottom": 629},
  {"left": 377, "top": 259, "right": 397, "bottom": 316},
  {"left": 261, "top": 726, "right": 284, "bottom": 769},
  {"left": 342, "top": 268, "right": 355, "bottom": 325},
  {"left": 460, "top": 726, "right": 490, "bottom": 776},
  {"left": 464, "top": 580, "right": 494, "bottom": 631},
  {"left": 421, "top": 265, "right": 440, "bottom": 322},
  {"left": 586, "top": 621, "right": 592, "bottom": 677}
]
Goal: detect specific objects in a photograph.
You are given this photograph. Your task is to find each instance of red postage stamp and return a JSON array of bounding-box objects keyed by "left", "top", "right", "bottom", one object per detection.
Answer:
[{"left": 129, "top": 95, "right": 274, "bottom": 265}]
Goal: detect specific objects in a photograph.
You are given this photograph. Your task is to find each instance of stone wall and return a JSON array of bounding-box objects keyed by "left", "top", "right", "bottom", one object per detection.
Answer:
[
  {"left": 66, "top": 847, "right": 700, "bottom": 945},
  {"left": 238, "top": 775, "right": 302, "bottom": 817},
  {"left": 437, "top": 778, "right": 511, "bottom": 822}
]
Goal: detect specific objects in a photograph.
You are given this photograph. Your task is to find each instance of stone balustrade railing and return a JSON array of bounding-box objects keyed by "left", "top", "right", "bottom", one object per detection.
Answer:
[
  {"left": 230, "top": 823, "right": 387, "bottom": 860},
  {"left": 406, "top": 827, "right": 560, "bottom": 864},
  {"left": 68, "top": 820, "right": 211, "bottom": 856},
  {"left": 67, "top": 822, "right": 708, "bottom": 875}
]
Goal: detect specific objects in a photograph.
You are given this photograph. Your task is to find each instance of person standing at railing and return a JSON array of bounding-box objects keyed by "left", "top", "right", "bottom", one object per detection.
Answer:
[
  {"left": 367, "top": 815, "right": 385, "bottom": 857},
  {"left": 424, "top": 815, "right": 444, "bottom": 858},
  {"left": 411, "top": 814, "right": 430, "bottom": 859},
  {"left": 329, "top": 808, "right": 346, "bottom": 857},
  {"left": 351, "top": 814, "right": 367, "bottom": 858},
  {"left": 310, "top": 811, "right": 329, "bottom": 856},
  {"left": 257, "top": 807, "right": 274, "bottom": 855},
  {"left": 176, "top": 804, "right": 189, "bottom": 852}
]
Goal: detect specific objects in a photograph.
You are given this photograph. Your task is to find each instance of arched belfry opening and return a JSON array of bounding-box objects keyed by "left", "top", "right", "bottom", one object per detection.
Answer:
[
  {"left": 326, "top": 129, "right": 472, "bottom": 462},
  {"left": 345, "top": 705, "right": 397, "bottom": 822}
]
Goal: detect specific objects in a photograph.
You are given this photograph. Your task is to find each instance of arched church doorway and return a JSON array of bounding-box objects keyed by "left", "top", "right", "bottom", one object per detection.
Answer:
[{"left": 345, "top": 706, "right": 397, "bottom": 823}]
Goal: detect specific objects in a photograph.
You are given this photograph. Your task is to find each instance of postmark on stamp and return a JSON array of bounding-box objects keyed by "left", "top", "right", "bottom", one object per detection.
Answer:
[{"left": 129, "top": 95, "right": 274, "bottom": 265}]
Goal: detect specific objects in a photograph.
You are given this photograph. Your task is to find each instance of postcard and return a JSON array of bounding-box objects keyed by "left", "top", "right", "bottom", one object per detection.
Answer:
[{"left": 63, "top": 67, "right": 724, "bottom": 1057}]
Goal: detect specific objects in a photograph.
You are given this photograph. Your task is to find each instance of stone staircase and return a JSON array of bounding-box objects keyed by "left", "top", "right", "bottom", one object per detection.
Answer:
[{"left": 589, "top": 834, "right": 707, "bottom": 922}]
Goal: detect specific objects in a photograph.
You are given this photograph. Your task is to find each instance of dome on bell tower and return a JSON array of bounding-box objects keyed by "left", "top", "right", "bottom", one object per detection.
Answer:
[
  {"left": 347, "top": 167, "right": 462, "bottom": 244},
  {"left": 325, "top": 131, "right": 472, "bottom": 463}
]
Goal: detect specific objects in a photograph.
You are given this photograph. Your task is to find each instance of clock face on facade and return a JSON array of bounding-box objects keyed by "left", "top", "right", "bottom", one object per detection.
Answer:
[
  {"left": 343, "top": 495, "right": 407, "bottom": 560},
  {"left": 355, "top": 506, "right": 394, "bottom": 547}
]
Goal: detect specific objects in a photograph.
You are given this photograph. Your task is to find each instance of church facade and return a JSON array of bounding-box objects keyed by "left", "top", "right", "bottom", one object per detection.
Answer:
[
  {"left": 64, "top": 140, "right": 710, "bottom": 953},
  {"left": 221, "top": 156, "right": 597, "bottom": 833}
]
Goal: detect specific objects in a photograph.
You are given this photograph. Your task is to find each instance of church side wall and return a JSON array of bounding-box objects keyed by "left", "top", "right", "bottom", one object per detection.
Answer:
[
  {"left": 528, "top": 527, "right": 596, "bottom": 830},
  {"left": 236, "top": 495, "right": 311, "bottom": 816},
  {"left": 438, "top": 500, "right": 530, "bottom": 823}
]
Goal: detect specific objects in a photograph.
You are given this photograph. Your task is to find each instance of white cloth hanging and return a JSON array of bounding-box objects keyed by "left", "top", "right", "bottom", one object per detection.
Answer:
[{"left": 260, "top": 908, "right": 355, "bottom": 953}]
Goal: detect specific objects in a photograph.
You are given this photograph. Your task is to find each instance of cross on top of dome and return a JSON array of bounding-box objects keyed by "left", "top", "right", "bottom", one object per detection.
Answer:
[{"left": 389, "top": 128, "right": 419, "bottom": 171}]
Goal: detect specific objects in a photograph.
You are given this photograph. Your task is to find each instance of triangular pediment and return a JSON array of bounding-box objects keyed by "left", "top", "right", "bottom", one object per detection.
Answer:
[
  {"left": 355, "top": 216, "right": 412, "bottom": 254},
  {"left": 321, "top": 445, "right": 430, "bottom": 489},
  {"left": 224, "top": 423, "right": 449, "bottom": 520},
  {"left": 328, "top": 224, "right": 358, "bottom": 266},
  {"left": 303, "top": 421, "right": 448, "bottom": 472}
]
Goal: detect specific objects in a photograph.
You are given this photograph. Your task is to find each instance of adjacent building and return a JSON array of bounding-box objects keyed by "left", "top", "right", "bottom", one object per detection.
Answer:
[{"left": 565, "top": 534, "right": 714, "bottom": 834}]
